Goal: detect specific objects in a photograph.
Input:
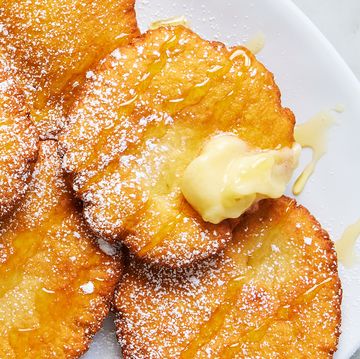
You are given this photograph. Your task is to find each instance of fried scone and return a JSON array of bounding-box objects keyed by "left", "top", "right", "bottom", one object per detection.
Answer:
[
  {"left": 115, "top": 197, "right": 341, "bottom": 359},
  {"left": 0, "top": 0, "right": 139, "bottom": 137},
  {"left": 60, "top": 26, "right": 295, "bottom": 267},
  {"left": 0, "top": 51, "right": 38, "bottom": 219},
  {"left": 0, "top": 141, "right": 121, "bottom": 358}
]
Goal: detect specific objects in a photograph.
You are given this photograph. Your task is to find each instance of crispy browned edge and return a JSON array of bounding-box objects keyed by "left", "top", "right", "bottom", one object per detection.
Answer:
[
  {"left": 0, "top": 106, "right": 39, "bottom": 220},
  {"left": 73, "top": 252, "right": 124, "bottom": 358}
]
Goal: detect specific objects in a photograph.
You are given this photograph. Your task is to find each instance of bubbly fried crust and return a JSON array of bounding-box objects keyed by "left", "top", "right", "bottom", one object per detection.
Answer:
[
  {"left": 0, "top": 51, "right": 38, "bottom": 219},
  {"left": 0, "top": 141, "right": 121, "bottom": 358},
  {"left": 0, "top": 0, "right": 139, "bottom": 137},
  {"left": 115, "top": 197, "right": 341, "bottom": 359},
  {"left": 60, "top": 26, "right": 295, "bottom": 267}
]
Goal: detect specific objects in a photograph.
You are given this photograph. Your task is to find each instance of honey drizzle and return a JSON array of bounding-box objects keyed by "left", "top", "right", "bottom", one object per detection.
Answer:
[
  {"left": 149, "top": 16, "right": 189, "bottom": 30},
  {"left": 205, "top": 49, "right": 252, "bottom": 130},
  {"left": 121, "top": 201, "right": 151, "bottom": 237},
  {"left": 0, "top": 120, "right": 14, "bottom": 127},
  {"left": 180, "top": 276, "right": 245, "bottom": 359},
  {"left": 85, "top": 46, "right": 236, "bottom": 189},
  {"left": 7, "top": 229, "right": 109, "bottom": 353},
  {"left": 81, "top": 47, "right": 251, "bottom": 195},
  {"left": 137, "top": 219, "right": 177, "bottom": 256},
  {"left": 82, "top": 43, "right": 251, "bottom": 186},
  {"left": 0, "top": 202, "right": 68, "bottom": 299},
  {"left": 220, "top": 277, "right": 333, "bottom": 357},
  {"left": 164, "top": 60, "right": 234, "bottom": 114},
  {"left": 79, "top": 110, "right": 169, "bottom": 193},
  {"left": 33, "top": 32, "right": 132, "bottom": 112},
  {"left": 8, "top": 271, "right": 82, "bottom": 355},
  {"left": 129, "top": 51, "right": 253, "bottom": 253},
  {"left": 292, "top": 111, "right": 335, "bottom": 195},
  {"left": 136, "top": 198, "right": 194, "bottom": 255},
  {"left": 81, "top": 29, "right": 183, "bottom": 173},
  {"left": 165, "top": 48, "right": 252, "bottom": 117},
  {"left": 82, "top": 42, "right": 255, "bottom": 255},
  {"left": 335, "top": 218, "right": 360, "bottom": 267},
  {"left": 180, "top": 277, "right": 333, "bottom": 358}
]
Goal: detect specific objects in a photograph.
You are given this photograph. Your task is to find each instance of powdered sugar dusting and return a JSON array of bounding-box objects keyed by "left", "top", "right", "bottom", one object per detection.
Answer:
[
  {"left": 0, "top": 141, "right": 121, "bottom": 356},
  {"left": 0, "top": 50, "right": 38, "bottom": 218},
  {"left": 60, "top": 26, "right": 295, "bottom": 267},
  {"left": 0, "top": 0, "right": 139, "bottom": 137},
  {"left": 115, "top": 197, "right": 341, "bottom": 358},
  {"left": 97, "top": 238, "right": 118, "bottom": 256},
  {"left": 80, "top": 281, "right": 95, "bottom": 294}
]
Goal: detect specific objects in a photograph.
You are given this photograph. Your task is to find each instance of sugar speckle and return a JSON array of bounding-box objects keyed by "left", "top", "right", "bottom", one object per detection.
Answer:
[{"left": 80, "top": 281, "right": 94, "bottom": 294}]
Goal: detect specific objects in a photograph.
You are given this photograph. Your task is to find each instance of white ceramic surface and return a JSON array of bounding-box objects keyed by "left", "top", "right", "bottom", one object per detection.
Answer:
[
  {"left": 293, "top": 0, "right": 360, "bottom": 81},
  {"left": 84, "top": 0, "right": 360, "bottom": 358}
]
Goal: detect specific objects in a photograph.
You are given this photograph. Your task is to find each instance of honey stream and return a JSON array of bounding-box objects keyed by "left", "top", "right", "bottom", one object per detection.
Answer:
[
  {"left": 292, "top": 111, "right": 335, "bottom": 195},
  {"left": 335, "top": 218, "right": 360, "bottom": 267},
  {"left": 149, "top": 16, "right": 189, "bottom": 30}
]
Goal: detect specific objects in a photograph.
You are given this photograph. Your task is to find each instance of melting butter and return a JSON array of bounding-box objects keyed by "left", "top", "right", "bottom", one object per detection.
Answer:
[
  {"left": 149, "top": 16, "right": 188, "bottom": 30},
  {"left": 335, "top": 218, "right": 360, "bottom": 267},
  {"left": 244, "top": 32, "right": 265, "bottom": 55},
  {"left": 292, "top": 111, "right": 335, "bottom": 195},
  {"left": 181, "top": 135, "right": 300, "bottom": 224}
]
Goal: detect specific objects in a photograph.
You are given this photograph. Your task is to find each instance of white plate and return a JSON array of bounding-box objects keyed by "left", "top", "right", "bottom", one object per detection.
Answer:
[{"left": 84, "top": 0, "right": 360, "bottom": 358}]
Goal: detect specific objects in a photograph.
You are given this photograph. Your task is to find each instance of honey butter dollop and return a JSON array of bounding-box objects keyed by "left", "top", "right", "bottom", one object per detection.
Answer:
[{"left": 181, "top": 135, "right": 301, "bottom": 224}]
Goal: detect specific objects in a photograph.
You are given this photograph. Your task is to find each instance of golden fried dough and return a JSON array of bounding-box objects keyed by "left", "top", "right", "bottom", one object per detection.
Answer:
[
  {"left": 0, "top": 51, "right": 38, "bottom": 219},
  {"left": 60, "top": 26, "right": 295, "bottom": 267},
  {"left": 0, "top": 0, "right": 139, "bottom": 137},
  {"left": 115, "top": 197, "right": 341, "bottom": 359},
  {"left": 0, "top": 141, "right": 121, "bottom": 358}
]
